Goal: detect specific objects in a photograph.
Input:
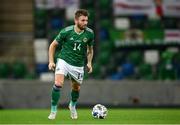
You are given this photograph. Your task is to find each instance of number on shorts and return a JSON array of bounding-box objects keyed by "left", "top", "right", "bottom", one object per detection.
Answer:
[{"left": 78, "top": 73, "right": 83, "bottom": 79}]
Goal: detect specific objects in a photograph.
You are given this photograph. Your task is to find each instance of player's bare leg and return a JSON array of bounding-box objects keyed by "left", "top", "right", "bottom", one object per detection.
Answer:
[
  {"left": 48, "top": 74, "right": 64, "bottom": 120},
  {"left": 69, "top": 79, "right": 80, "bottom": 119}
]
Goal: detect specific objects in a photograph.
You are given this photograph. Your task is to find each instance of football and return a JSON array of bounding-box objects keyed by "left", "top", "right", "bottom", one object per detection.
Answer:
[{"left": 92, "top": 104, "right": 108, "bottom": 119}]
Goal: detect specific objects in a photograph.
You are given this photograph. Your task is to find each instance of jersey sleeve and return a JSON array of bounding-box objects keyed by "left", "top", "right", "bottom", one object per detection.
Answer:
[
  {"left": 55, "top": 29, "right": 66, "bottom": 44},
  {"left": 87, "top": 31, "right": 95, "bottom": 46}
]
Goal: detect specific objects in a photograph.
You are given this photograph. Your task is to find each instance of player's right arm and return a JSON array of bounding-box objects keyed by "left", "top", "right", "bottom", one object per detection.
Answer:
[
  {"left": 48, "top": 40, "right": 58, "bottom": 71},
  {"left": 49, "top": 28, "right": 66, "bottom": 71}
]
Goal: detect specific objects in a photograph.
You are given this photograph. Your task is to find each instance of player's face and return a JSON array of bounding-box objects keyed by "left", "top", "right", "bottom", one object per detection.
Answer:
[{"left": 75, "top": 15, "right": 88, "bottom": 30}]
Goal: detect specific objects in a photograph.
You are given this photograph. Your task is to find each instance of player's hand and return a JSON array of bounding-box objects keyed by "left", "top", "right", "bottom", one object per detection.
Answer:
[
  {"left": 86, "top": 63, "right": 93, "bottom": 74},
  {"left": 48, "top": 62, "right": 56, "bottom": 71}
]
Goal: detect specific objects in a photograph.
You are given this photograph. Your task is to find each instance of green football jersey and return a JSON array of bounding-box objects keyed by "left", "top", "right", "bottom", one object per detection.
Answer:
[{"left": 55, "top": 25, "right": 94, "bottom": 67}]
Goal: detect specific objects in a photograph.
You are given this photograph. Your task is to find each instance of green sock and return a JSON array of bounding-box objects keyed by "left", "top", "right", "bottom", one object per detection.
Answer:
[
  {"left": 51, "top": 85, "right": 61, "bottom": 112},
  {"left": 70, "top": 90, "right": 79, "bottom": 106}
]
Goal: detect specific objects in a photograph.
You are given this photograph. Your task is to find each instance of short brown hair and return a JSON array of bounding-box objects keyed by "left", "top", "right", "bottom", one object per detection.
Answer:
[{"left": 75, "top": 9, "right": 89, "bottom": 19}]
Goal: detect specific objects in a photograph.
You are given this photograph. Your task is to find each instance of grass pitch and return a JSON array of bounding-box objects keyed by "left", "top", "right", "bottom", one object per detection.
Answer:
[{"left": 0, "top": 108, "right": 180, "bottom": 124}]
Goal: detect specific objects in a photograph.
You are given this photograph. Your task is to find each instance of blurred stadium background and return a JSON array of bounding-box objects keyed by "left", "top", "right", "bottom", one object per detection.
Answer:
[{"left": 0, "top": 0, "right": 180, "bottom": 109}]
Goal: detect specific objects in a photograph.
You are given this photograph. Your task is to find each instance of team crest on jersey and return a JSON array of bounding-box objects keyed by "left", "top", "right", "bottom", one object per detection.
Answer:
[{"left": 83, "top": 38, "right": 88, "bottom": 43}]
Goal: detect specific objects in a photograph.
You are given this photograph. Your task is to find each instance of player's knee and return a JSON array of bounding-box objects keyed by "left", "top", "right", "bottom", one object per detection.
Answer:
[
  {"left": 55, "top": 74, "right": 64, "bottom": 86},
  {"left": 53, "top": 84, "right": 62, "bottom": 91},
  {"left": 72, "top": 86, "right": 80, "bottom": 91},
  {"left": 72, "top": 88, "right": 80, "bottom": 91},
  {"left": 55, "top": 79, "right": 64, "bottom": 86},
  {"left": 54, "top": 82, "right": 63, "bottom": 87}
]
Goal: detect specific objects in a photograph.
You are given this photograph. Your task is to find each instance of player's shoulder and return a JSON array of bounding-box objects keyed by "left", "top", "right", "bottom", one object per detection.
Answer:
[
  {"left": 61, "top": 25, "right": 74, "bottom": 33},
  {"left": 85, "top": 27, "right": 94, "bottom": 34}
]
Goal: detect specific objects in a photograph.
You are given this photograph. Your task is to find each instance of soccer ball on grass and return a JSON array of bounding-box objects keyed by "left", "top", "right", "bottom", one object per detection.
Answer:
[{"left": 92, "top": 104, "right": 107, "bottom": 119}]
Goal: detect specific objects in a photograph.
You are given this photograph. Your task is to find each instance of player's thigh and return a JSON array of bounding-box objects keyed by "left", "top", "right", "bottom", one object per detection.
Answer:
[
  {"left": 68, "top": 65, "right": 84, "bottom": 84},
  {"left": 55, "top": 59, "right": 68, "bottom": 86},
  {"left": 55, "top": 59, "right": 68, "bottom": 75}
]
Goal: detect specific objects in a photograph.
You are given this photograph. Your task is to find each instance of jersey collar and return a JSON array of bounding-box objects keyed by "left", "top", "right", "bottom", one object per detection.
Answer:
[{"left": 74, "top": 25, "right": 84, "bottom": 35}]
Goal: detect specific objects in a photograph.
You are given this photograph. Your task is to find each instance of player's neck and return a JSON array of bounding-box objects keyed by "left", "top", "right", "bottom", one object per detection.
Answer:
[{"left": 74, "top": 25, "right": 84, "bottom": 34}]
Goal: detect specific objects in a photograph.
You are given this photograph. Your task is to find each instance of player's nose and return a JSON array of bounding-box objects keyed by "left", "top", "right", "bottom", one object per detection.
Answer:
[{"left": 84, "top": 21, "right": 88, "bottom": 25}]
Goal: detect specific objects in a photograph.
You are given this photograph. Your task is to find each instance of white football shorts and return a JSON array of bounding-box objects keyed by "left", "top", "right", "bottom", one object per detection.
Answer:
[{"left": 55, "top": 59, "right": 84, "bottom": 84}]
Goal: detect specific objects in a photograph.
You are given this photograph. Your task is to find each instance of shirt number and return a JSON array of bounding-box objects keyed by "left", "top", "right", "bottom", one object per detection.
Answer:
[{"left": 73, "top": 43, "right": 81, "bottom": 51}]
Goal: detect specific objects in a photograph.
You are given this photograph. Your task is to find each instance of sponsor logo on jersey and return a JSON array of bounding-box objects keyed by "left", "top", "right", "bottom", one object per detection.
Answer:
[
  {"left": 75, "top": 40, "right": 81, "bottom": 43},
  {"left": 83, "top": 38, "right": 88, "bottom": 43}
]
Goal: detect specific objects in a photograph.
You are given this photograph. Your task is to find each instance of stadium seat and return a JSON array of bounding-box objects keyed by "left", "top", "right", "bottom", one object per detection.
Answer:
[
  {"left": 106, "top": 56, "right": 117, "bottom": 73},
  {"left": 66, "top": 6, "right": 78, "bottom": 20},
  {"left": 35, "top": 18, "right": 46, "bottom": 29},
  {"left": 24, "top": 72, "right": 37, "bottom": 80},
  {"left": 110, "top": 72, "right": 124, "bottom": 80},
  {"left": 34, "top": 9, "right": 47, "bottom": 38},
  {"left": 87, "top": 8, "right": 95, "bottom": 24},
  {"left": 127, "top": 51, "right": 143, "bottom": 65},
  {"left": 131, "top": 19, "right": 144, "bottom": 29},
  {"left": 90, "top": 63, "right": 101, "bottom": 79},
  {"left": 50, "top": 18, "right": 64, "bottom": 29},
  {"left": 35, "top": 9, "right": 47, "bottom": 18},
  {"left": 99, "top": 28, "right": 110, "bottom": 40},
  {"left": 12, "top": 61, "right": 27, "bottom": 78},
  {"left": 130, "top": 15, "right": 147, "bottom": 29},
  {"left": 161, "top": 50, "right": 174, "bottom": 62},
  {"left": 157, "top": 62, "right": 177, "bottom": 80},
  {"left": 100, "top": 20, "right": 111, "bottom": 29},
  {"left": 0, "top": 63, "right": 10, "bottom": 78},
  {"left": 98, "top": 51, "right": 110, "bottom": 65},
  {"left": 172, "top": 52, "right": 180, "bottom": 79},
  {"left": 99, "top": 0, "right": 110, "bottom": 9},
  {"left": 173, "top": 63, "right": 180, "bottom": 80},
  {"left": 143, "top": 29, "right": 164, "bottom": 42},
  {"left": 35, "top": 28, "right": 46, "bottom": 38},
  {"left": 163, "top": 17, "right": 178, "bottom": 29},
  {"left": 157, "top": 50, "right": 177, "bottom": 80},
  {"left": 146, "top": 19, "right": 163, "bottom": 29},
  {"left": 66, "top": 20, "right": 74, "bottom": 26},
  {"left": 49, "top": 9, "right": 65, "bottom": 18},
  {"left": 80, "top": 0, "right": 94, "bottom": 8},
  {"left": 109, "top": 29, "right": 125, "bottom": 42},
  {"left": 113, "top": 51, "right": 126, "bottom": 65},
  {"left": 121, "top": 62, "right": 135, "bottom": 77},
  {"left": 144, "top": 50, "right": 159, "bottom": 65},
  {"left": 35, "top": 63, "right": 48, "bottom": 75},
  {"left": 137, "top": 63, "right": 153, "bottom": 80},
  {"left": 48, "top": 29, "right": 59, "bottom": 41},
  {"left": 100, "top": 9, "right": 111, "bottom": 19},
  {"left": 109, "top": 61, "right": 135, "bottom": 80},
  {"left": 99, "top": 40, "right": 114, "bottom": 53},
  {"left": 114, "top": 18, "right": 130, "bottom": 30}
]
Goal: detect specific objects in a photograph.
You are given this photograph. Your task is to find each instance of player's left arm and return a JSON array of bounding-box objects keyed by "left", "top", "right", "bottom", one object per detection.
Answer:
[{"left": 86, "top": 45, "right": 93, "bottom": 74}]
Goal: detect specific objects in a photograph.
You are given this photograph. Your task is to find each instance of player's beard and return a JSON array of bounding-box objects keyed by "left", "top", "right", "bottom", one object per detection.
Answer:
[{"left": 77, "top": 23, "right": 86, "bottom": 30}]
